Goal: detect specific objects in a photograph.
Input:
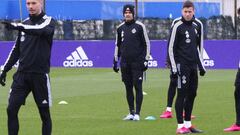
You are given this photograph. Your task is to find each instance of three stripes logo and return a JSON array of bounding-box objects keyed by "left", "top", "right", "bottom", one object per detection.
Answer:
[
  {"left": 203, "top": 49, "right": 214, "bottom": 67},
  {"left": 63, "top": 46, "right": 93, "bottom": 67}
]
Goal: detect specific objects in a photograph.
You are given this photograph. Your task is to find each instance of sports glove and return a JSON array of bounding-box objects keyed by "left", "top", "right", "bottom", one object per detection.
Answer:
[
  {"left": 0, "top": 71, "right": 6, "bottom": 86},
  {"left": 172, "top": 71, "right": 179, "bottom": 78},
  {"left": 2, "top": 21, "right": 23, "bottom": 31},
  {"left": 143, "top": 60, "right": 148, "bottom": 71},
  {"left": 199, "top": 69, "right": 206, "bottom": 76},
  {"left": 171, "top": 67, "right": 180, "bottom": 78},
  {"left": 113, "top": 59, "right": 119, "bottom": 73}
]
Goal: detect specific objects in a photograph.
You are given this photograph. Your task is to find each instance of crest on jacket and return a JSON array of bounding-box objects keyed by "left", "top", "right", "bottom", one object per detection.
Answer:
[
  {"left": 121, "top": 31, "right": 124, "bottom": 42},
  {"left": 132, "top": 28, "right": 136, "bottom": 34},
  {"left": 20, "top": 32, "right": 25, "bottom": 42},
  {"left": 185, "top": 31, "right": 191, "bottom": 43}
]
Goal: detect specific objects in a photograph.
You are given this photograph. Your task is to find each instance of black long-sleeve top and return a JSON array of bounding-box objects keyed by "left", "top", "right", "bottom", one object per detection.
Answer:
[
  {"left": 114, "top": 20, "right": 150, "bottom": 63},
  {"left": 2, "top": 12, "right": 55, "bottom": 74},
  {"left": 168, "top": 16, "right": 205, "bottom": 73}
]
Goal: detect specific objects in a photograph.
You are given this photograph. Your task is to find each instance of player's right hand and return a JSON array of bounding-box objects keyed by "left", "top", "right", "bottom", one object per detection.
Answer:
[
  {"left": 1, "top": 21, "right": 23, "bottom": 31},
  {"left": 143, "top": 60, "right": 148, "bottom": 71},
  {"left": 0, "top": 71, "right": 6, "bottom": 86}
]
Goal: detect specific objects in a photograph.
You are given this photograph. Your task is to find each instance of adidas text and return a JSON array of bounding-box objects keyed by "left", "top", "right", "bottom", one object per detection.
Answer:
[
  {"left": 148, "top": 60, "right": 158, "bottom": 67},
  {"left": 203, "top": 49, "right": 214, "bottom": 67},
  {"left": 63, "top": 60, "right": 93, "bottom": 67},
  {"left": 148, "top": 55, "right": 158, "bottom": 67},
  {"left": 203, "top": 60, "right": 214, "bottom": 67},
  {"left": 63, "top": 46, "right": 94, "bottom": 67}
]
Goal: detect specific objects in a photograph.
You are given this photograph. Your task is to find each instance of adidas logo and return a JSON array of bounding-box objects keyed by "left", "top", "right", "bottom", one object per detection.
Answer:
[
  {"left": 203, "top": 49, "right": 214, "bottom": 67},
  {"left": 63, "top": 46, "right": 93, "bottom": 67},
  {"left": 42, "top": 100, "right": 48, "bottom": 104},
  {"left": 148, "top": 55, "right": 158, "bottom": 67}
]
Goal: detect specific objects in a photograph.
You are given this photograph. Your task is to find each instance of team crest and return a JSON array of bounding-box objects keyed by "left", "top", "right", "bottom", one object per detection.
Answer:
[
  {"left": 185, "top": 39, "right": 191, "bottom": 43},
  {"left": 182, "top": 75, "right": 187, "bottom": 84},
  {"left": 185, "top": 31, "right": 191, "bottom": 43},
  {"left": 121, "top": 31, "right": 124, "bottom": 42},
  {"left": 132, "top": 28, "right": 136, "bottom": 34},
  {"left": 20, "top": 32, "right": 25, "bottom": 42}
]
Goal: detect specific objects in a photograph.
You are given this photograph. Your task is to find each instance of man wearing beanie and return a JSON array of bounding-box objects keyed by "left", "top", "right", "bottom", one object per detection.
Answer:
[{"left": 113, "top": 4, "right": 150, "bottom": 121}]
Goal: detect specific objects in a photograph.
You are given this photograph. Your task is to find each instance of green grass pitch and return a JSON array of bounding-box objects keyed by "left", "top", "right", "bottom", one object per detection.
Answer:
[{"left": 0, "top": 68, "right": 239, "bottom": 135}]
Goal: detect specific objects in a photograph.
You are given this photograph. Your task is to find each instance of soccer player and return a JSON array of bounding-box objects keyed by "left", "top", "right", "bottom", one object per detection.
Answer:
[
  {"left": 160, "top": 18, "right": 195, "bottom": 120},
  {"left": 224, "top": 62, "right": 240, "bottom": 132},
  {"left": 168, "top": 1, "right": 205, "bottom": 134},
  {"left": 113, "top": 4, "right": 150, "bottom": 121},
  {"left": 0, "top": 0, "right": 55, "bottom": 135}
]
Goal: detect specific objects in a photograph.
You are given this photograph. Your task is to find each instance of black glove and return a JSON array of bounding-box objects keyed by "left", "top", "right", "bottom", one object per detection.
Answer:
[
  {"left": 171, "top": 71, "right": 178, "bottom": 78},
  {"left": 170, "top": 71, "right": 178, "bottom": 79},
  {"left": 171, "top": 67, "right": 180, "bottom": 78},
  {"left": 2, "top": 21, "right": 23, "bottom": 31},
  {"left": 0, "top": 71, "right": 6, "bottom": 86},
  {"left": 143, "top": 60, "right": 148, "bottom": 71},
  {"left": 113, "top": 59, "right": 119, "bottom": 73},
  {"left": 199, "top": 69, "right": 206, "bottom": 76}
]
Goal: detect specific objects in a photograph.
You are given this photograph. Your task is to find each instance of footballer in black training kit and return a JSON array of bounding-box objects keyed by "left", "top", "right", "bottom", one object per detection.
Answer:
[
  {"left": 168, "top": 1, "right": 205, "bottom": 134},
  {"left": 113, "top": 4, "right": 151, "bottom": 121},
  {"left": 0, "top": 0, "right": 55, "bottom": 135}
]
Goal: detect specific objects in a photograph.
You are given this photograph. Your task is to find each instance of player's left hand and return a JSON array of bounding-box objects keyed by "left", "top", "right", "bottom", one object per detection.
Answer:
[
  {"left": 143, "top": 60, "right": 148, "bottom": 71},
  {"left": 0, "top": 71, "right": 6, "bottom": 86},
  {"left": 2, "top": 21, "right": 23, "bottom": 31},
  {"left": 199, "top": 69, "right": 206, "bottom": 76}
]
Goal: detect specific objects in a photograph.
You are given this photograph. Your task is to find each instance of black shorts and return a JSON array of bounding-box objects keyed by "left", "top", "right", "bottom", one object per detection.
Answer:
[
  {"left": 176, "top": 63, "right": 198, "bottom": 90},
  {"left": 9, "top": 72, "right": 52, "bottom": 107},
  {"left": 235, "top": 69, "right": 240, "bottom": 86},
  {"left": 120, "top": 61, "right": 144, "bottom": 83}
]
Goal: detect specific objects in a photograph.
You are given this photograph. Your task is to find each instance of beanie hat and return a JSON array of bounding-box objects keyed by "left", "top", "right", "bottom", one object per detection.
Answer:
[{"left": 123, "top": 4, "right": 135, "bottom": 16}]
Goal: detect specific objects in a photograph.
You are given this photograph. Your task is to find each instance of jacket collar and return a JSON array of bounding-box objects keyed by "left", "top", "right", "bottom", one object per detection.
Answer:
[
  {"left": 29, "top": 11, "right": 45, "bottom": 23},
  {"left": 181, "top": 16, "right": 195, "bottom": 25},
  {"left": 125, "top": 19, "right": 135, "bottom": 25}
]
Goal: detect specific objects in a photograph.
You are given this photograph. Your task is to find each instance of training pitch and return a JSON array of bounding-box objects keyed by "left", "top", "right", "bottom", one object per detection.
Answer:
[{"left": 0, "top": 68, "right": 239, "bottom": 135}]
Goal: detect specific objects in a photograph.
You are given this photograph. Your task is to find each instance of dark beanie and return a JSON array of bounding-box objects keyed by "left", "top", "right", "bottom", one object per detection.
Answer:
[{"left": 123, "top": 4, "right": 135, "bottom": 16}]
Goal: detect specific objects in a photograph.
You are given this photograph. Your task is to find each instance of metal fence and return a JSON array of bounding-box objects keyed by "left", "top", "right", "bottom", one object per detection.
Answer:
[{"left": 0, "top": 15, "right": 239, "bottom": 41}]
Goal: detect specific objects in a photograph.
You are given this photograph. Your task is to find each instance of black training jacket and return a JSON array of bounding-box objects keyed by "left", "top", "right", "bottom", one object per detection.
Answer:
[
  {"left": 2, "top": 12, "right": 55, "bottom": 74},
  {"left": 114, "top": 20, "right": 150, "bottom": 63},
  {"left": 168, "top": 16, "right": 205, "bottom": 73}
]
